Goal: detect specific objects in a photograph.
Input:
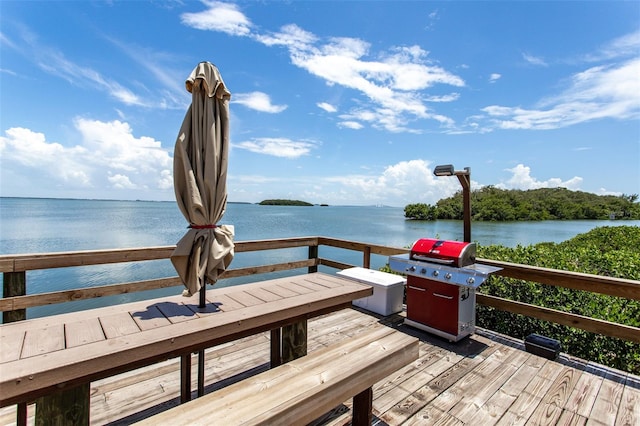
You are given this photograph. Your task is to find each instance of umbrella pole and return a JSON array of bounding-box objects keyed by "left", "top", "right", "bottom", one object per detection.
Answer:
[
  {"left": 198, "top": 278, "right": 206, "bottom": 397},
  {"left": 199, "top": 282, "right": 206, "bottom": 308}
]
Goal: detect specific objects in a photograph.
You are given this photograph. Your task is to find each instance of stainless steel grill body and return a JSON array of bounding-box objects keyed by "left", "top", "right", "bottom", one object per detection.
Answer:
[{"left": 389, "top": 249, "right": 501, "bottom": 342}]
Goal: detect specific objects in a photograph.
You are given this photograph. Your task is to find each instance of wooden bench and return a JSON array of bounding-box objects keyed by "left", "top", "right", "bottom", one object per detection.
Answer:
[{"left": 133, "top": 326, "right": 419, "bottom": 426}]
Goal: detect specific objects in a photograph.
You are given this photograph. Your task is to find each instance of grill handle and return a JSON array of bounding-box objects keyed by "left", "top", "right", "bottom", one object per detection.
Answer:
[
  {"left": 408, "top": 286, "right": 426, "bottom": 292},
  {"left": 411, "top": 254, "right": 455, "bottom": 265},
  {"left": 433, "top": 293, "right": 454, "bottom": 300}
]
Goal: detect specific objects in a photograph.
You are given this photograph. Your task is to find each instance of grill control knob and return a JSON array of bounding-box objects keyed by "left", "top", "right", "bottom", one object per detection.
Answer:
[
  {"left": 421, "top": 268, "right": 427, "bottom": 274},
  {"left": 467, "top": 277, "right": 475, "bottom": 285},
  {"left": 408, "top": 266, "right": 416, "bottom": 272},
  {"left": 445, "top": 273, "right": 452, "bottom": 280},
  {"left": 432, "top": 270, "right": 439, "bottom": 277}
]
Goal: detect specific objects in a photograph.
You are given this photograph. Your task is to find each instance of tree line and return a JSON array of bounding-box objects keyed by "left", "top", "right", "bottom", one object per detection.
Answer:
[
  {"left": 259, "top": 199, "right": 314, "bottom": 206},
  {"left": 405, "top": 187, "right": 640, "bottom": 221}
]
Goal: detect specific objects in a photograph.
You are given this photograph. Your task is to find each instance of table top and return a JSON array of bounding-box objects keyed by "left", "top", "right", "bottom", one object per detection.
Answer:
[{"left": 0, "top": 272, "right": 372, "bottom": 406}]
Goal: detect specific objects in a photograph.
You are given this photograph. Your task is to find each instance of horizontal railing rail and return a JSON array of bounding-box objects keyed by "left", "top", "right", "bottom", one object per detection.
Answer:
[{"left": 2, "top": 236, "right": 639, "bottom": 343}]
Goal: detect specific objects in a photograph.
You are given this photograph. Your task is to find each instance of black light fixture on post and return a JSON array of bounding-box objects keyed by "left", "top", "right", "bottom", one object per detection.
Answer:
[{"left": 434, "top": 164, "right": 472, "bottom": 243}]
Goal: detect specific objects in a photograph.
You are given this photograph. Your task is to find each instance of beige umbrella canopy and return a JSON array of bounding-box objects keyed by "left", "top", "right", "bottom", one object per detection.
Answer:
[{"left": 171, "top": 61, "right": 234, "bottom": 301}]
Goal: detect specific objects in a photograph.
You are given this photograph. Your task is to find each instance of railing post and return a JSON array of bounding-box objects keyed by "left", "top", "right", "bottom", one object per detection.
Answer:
[
  {"left": 363, "top": 246, "right": 371, "bottom": 269},
  {"left": 3, "top": 272, "right": 28, "bottom": 425},
  {"left": 308, "top": 245, "right": 318, "bottom": 273},
  {"left": 3, "top": 271, "right": 26, "bottom": 323}
]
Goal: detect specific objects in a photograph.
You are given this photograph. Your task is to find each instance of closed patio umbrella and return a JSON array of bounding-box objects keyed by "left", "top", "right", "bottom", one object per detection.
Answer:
[{"left": 171, "top": 61, "right": 234, "bottom": 305}]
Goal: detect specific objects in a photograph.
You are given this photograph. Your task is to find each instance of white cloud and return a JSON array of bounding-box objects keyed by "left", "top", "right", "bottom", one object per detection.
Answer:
[
  {"left": 323, "top": 159, "right": 462, "bottom": 205},
  {"left": 0, "top": 119, "right": 173, "bottom": 196},
  {"left": 2, "top": 26, "right": 181, "bottom": 109},
  {"left": 482, "top": 58, "right": 640, "bottom": 129},
  {"left": 338, "top": 121, "right": 364, "bottom": 130},
  {"left": 489, "top": 73, "right": 501, "bottom": 83},
  {"left": 317, "top": 102, "right": 337, "bottom": 113},
  {"left": 180, "top": 0, "right": 252, "bottom": 36},
  {"left": 596, "top": 187, "right": 623, "bottom": 196},
  {"left": 185, "top": 3, "right": 464, "bottom": 133},
  {"left": 583, "top": 30, "right": 640, "bottom": 62},
  {"left": 255, "top": 23, "right": 318, "bottom": 48},
  {"left": 234, "top": 137, "right": 317, "bottom": 158},
  {"left": 233, "top": 92, "right": 287, "bottom": 113},
  {"left": 0, "top": 127, "right": 92, "bottom": 186},
  {"left": 108, "top": 173, "right": 137, "bottom": 189},
  {"left": 33, "top": 46, "right": 143, "bottom": 106},
  {"left": 496, "top": 164, "right": 583, "bottom": 190},
  {"left": 522, "top": 52, "right": 548, "bottom": 67},
  {"left": 426, "top": 93, "right": 460, "bottom": 103}
]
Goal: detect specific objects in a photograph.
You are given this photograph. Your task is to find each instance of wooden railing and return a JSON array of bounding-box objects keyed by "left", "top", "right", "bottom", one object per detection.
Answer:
[{"left": 2, "top": 236, "right": 639, "bottom": 344}]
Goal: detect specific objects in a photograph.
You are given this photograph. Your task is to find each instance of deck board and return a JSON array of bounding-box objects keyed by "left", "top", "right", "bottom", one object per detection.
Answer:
[{"left": 1, "top": 307, "right": 638, "bottom": 426}]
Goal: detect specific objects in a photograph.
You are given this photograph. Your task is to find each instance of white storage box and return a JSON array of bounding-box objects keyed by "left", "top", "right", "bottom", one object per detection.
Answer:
[{"left": 337, "top": 267, "right": 405, "bottom": 316}]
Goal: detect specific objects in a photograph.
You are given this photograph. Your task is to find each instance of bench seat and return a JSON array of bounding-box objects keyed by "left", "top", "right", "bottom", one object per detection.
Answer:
[{"left": 134, "top": 325, "right": 419, "bottom": 425}]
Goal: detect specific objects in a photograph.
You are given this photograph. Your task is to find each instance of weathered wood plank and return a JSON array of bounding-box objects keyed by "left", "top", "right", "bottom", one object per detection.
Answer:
[
  {"left": 130, "top": 305, "right": 171, "bottom": 330},
  {"left": 21, "top": 324, "right": 64, "bottom": 358},
  {"left": 588, "top": 370, "right": 626, "bottom": 425},
  {"left": 556, "top": 410, "right": 587, "bottom": 426},
  {"left": 65, "top": 318, "right": 105, "bottom": 348},
  {"left": 616, "top": 376, "right": 640, "bottom": 426},
  {"left": 292, "top": 279, "right": 333, "bottom": 293},
  {"left": 380, "top": 343, "right": 498, "bottom": 424},
  {"left": 154, "top": 301, "right": 199, "bottom": 323},
  {"left": 0, "top": 331, "right": 24, "bottom": 363},
  {"left": 497, "top": 360, "right": 564, "bottom": 425},
  {"left": 278, "top": 281, "right": 316, "bottom": 295},
  {"left": 301, "top": 273, "right": 347, "bottom": 289},
  {"left": 208, "top": 293, "right": 245, "bottom": 312},
  {"left": 477, "top": 257, "right": 640, "bottom": 300},
  {"left": 0, "top": 292, "right": 195, "bottom": 333},
  {"left": 7, "top": 246, "right": 175, "bottom": 272},
  {"left": 476, "top": 293, "right": 640, "bottom": 343},
  {"left": 529, "top": 366, "right": 583, "bottom": 425},
  {"left": 563, "top": 366, "right": 604, "bottom": 418},
  {"left": 244, "top": 287, "right": 282, "bottom": 303},
  {"left": 99, "top": 312, "right": 141, "bottom": 338},
  {"left": 226, "top": 290, "right": 264, "bottom": 307},
  {"left": 0, "top": 277, "right": 182, "bottom": 312},
  {"left": 263, "top": 284, "right": 300, "bottom": 298}
]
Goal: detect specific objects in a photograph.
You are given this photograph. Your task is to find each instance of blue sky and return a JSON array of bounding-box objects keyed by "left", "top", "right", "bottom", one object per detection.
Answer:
[{"left": 1, "top": 1, "right": 639, "bottom": 207}]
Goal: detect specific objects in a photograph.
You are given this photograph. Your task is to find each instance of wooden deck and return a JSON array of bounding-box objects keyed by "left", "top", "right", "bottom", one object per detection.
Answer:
[{"left": 1, "top": 307, "right": 638, "bottom": 426}]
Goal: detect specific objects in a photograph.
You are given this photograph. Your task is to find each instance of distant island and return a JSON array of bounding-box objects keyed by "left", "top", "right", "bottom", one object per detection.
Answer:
[
  {"left": 259, "top": 199, "right": 314, "bottom": 206},
  {"left": 405, "top": 187, "right": 640, "bottom": 221}
]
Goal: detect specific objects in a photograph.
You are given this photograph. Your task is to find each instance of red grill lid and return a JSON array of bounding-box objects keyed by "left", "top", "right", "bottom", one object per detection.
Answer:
[{"left": 410, "top": 239, "right": 476, "bottom": 267}]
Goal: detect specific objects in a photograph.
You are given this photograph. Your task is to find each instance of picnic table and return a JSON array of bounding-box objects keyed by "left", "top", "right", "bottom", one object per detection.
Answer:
[{"left": 0, "top": 272, "right": 372, "bottom": 425}]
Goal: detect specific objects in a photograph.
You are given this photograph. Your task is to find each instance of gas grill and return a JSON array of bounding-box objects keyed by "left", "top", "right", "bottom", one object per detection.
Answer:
[{"left": 389, "top": 238, "right": 501, "bottom": 342}]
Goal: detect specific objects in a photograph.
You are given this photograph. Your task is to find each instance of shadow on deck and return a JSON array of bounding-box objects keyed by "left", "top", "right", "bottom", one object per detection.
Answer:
[{"left": 1, "top": 307, "right": 638, "bottom": 425}]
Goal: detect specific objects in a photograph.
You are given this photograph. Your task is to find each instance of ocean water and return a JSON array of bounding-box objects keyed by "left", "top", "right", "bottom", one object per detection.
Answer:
[{"left": 2, "top": 197, "right": 638, "bottom": 318}]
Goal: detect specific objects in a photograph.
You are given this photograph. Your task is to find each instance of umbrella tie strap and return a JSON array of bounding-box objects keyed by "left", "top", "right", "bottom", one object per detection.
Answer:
[{"left": 189, "top": 224, "right": 218, "bottom": 229}]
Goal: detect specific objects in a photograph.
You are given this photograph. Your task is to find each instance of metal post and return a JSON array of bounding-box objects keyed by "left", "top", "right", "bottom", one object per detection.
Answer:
[{"left": 456, "top": 167, "right": 471, "bottom": 243}]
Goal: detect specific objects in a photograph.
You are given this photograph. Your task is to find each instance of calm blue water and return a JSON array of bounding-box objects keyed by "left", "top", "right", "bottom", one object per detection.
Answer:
[{"left": 2, "top": 197, "right": 638, "bottom": 318}]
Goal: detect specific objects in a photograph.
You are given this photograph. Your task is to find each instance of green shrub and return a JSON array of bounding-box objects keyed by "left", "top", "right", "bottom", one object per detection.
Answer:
[{"left": 476, "top": 226, "right": 640, "bottom": 374}]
